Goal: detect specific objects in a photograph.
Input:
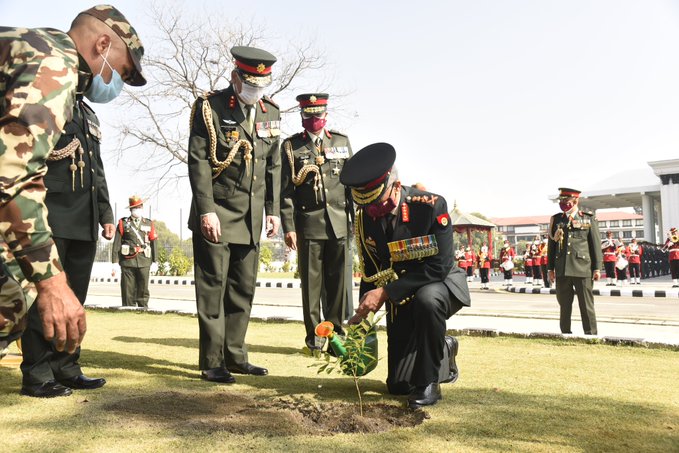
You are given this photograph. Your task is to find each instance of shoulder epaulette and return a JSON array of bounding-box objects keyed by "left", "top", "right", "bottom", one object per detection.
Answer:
[
  {"left": 405, "top": 194, "right": 439, "bottom": 207},
  {"left": 328, "top": 129, "right": 347, "bottom": 137},
  {"left": 580, "top": 210, "right": 594, "bottom": 217},
  {"left": 262, "top": 95, "right": 278, "bottom": 108},
  {"left": 80, "top": 100, "right": 96, "bottom": 116}
]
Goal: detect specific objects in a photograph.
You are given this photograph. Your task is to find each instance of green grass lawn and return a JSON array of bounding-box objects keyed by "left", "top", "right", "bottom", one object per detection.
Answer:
[{"left": 1, "top": 310, "right": 677, "bottom": 453}]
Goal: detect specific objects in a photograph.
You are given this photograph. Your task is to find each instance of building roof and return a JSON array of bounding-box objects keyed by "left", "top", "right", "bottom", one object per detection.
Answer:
[
  {"left": 490, "top": 210, "right": 642, "bottom": 226},
  {"left": 450, "top": 207, "right": 496, "bottom": 228}
]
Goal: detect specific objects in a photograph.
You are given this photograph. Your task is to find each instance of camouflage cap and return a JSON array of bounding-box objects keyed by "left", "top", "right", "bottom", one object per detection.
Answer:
[{"left": 79, "top": 4, "right": 146, "bottom": 86}]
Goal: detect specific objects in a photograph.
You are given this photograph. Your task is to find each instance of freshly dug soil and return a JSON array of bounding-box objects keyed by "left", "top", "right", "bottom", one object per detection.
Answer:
[{"left": 104, "top": 391, "right": 427, "bottom": 435}]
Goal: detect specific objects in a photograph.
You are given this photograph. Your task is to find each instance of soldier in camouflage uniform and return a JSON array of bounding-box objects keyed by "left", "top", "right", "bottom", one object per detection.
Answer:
[
  {"left": 0, "top": 4, "right": 145, "bottom": 397},
  {"left": 188, "top": 46, "right": 281, "bottom": 384},
  {"left": 280, "top": 93, "right": 353, "bottom": 350},
  {"left": 547, "top": 188, "right": 603, "bottom": 335},
  {"left": 112, "top": 196, "right": 157, "bottom": 308}
]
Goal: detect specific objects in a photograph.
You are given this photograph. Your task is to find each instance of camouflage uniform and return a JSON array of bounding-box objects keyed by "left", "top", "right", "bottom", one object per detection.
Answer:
[
  {"left": 0, "top": 27, "right": 78, "bottom": 341},
  {"left": 0, "top": 5, "right": 146, "bottom": 342}
]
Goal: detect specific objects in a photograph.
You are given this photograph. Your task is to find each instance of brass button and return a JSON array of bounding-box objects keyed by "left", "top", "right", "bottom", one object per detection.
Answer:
[
  {"left": 253, "top": 175, "right": 257, "bottom": 181},
  {"left": 400, "top": 269, "right": 406, "bottom": 275},
  {"left": 255, "top": 158, "right": 258, "bottom": 163},
  {"left": 89, "top": 151, "right": 93, "bottom": 157}
]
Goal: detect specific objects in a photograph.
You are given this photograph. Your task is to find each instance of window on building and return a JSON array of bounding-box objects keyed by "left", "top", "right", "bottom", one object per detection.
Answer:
[
  {"left": 598, "top": 221, "right": 607, "bottom": 228},
  {"left": 635, "top": 219, "right": 644, "bottom": 226},
  {"left": 622, "top": 231, "right": 633, "bottom": 239},
  {"left": 635, "top": 230, "right": 644, "bottom": 238},
  {"left": 600, "top": 232, "right": 607, "bottom": 240},
  {"left": 622, "top": 220, "right": 632, "bottom": 227},
  {"left": 609, "top": 220, "right": 619, "bottom": 227}
]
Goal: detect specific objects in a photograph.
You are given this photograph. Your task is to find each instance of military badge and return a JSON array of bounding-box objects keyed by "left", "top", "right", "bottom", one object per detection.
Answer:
[
  {"left": 388, "top": 235, "right": 439, "bottom": 262},
  {"left": 437, "top": 213, "right": 450, "bottom": 227},
  {"left": 86, "top": 119, "right": 102, "bottom": 140},
  {"left": 315, "top": 156, "right": 325, "bottom": 166}
]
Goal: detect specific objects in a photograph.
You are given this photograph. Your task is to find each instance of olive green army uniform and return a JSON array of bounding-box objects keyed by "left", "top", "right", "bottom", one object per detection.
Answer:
[
  {"left": 281, "top": 129, "right": 353, "bottom": 348},
  {"left": 112, "top": 216, "right": 157, "bottom": 308},
  {"left": 188, "top": 86, "right": 281, "bottom": 371},
  {"left": 19, "top": 96, "right": 114, "bottom": 384},
  {"left": 547, "top": 210, "right": 603, "bottom": 335}
]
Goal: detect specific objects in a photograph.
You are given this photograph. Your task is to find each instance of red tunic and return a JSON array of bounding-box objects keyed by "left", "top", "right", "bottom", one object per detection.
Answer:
[
  {"left": 627, "top": 245, "right": 642, "bottom": 264},
  {"left": 669, "top": 243, "right": 679, "bottom": 261},
  {"left": 602, "top": 240, "right": 617, "bottom": 263}
]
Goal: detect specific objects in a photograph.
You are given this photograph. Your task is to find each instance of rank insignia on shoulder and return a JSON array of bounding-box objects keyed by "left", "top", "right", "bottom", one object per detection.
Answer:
[
  {"left": 410, "top": 195, "right": 439, "bottom": 206},
  {"left": 437, "top": 213, "right": 450, "bottom": 227}
]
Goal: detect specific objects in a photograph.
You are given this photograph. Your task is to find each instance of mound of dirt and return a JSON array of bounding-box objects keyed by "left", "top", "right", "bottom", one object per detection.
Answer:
[{"left": 104, "top": 391, "right": 427, "bottom": 435}]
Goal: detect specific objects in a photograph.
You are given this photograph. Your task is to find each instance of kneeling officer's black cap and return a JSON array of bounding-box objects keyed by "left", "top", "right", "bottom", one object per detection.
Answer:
[{"left": 340, "top": 142, "right": 396, "bottom": 206}]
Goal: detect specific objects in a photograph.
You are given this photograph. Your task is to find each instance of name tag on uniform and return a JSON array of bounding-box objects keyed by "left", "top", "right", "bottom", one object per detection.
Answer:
[
  {"left": 324, "top": 146, "right": 349, "bottom": 159},
  {"left": 256, "top": 121, "right": 281, "bottom": 138}
]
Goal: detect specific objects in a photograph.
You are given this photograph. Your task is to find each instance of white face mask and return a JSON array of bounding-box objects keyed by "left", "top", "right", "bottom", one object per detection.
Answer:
[
  {"left": 131, "top": 208, "right": 142, "bottom": 219},
  {"left": 238, "top": 82, "right": 265, "bottom": 105}
]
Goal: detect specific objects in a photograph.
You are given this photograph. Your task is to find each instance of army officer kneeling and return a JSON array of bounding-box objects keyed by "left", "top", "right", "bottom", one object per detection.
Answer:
[{"left": 339, "top": 143, "right": 471, "bottom": 409}]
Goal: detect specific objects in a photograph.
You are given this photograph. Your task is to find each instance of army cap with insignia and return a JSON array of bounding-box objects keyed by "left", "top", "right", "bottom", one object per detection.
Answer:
[
  {"left": 79, "top": 4, "right": 146, "bottom": 86},
  {"left": 557, "top": 187, "right": 581, "bottom": 199},
  {"left": 297, "top": 93, "right": 329, "bottom": 115},
  {"left": 126, "top": 195, "right": 144, "bottom": 209},
  {"left": 231, "top": 46, "right": 277, "bottom": 88},
  {"left": 340, "top": 142, "right": 396, "bottom": 207}
]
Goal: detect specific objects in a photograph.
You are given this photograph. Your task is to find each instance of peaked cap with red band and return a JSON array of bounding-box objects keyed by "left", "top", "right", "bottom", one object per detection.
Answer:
[
  {"left": 557, "top": 187, "right": 581, "bottom": 198},
  {"left": 296, "top": 93, "right": 329, "bottom": 114},
  {"left": 340, "top": 142, "right": 396, "bottom": 207},
  {"left": 231, "top": 46, "right": 276, "bottom": 88}
]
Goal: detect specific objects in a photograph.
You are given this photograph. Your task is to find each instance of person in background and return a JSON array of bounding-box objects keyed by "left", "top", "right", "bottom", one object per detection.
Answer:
[
  {"left": 663, "top": 228, "right": 679, "bottom": 288},
  {"left": 477, "top": 242, "right": 491, "bottom": 290},
  {"left": 627, "top": 238, "right": 642, "bottom": 285},
  {"left": 615, "top": 240, "right": 629, "bottom": 286},
  {"left": 464, "top": 246, "right": 474, "bottom": 283},
  {"left": 547, "top": 188, "right": 602, "bottom": 335},
  {"left": 530, "top": 238, "right": 542, "bottom": 287},
  {"left": 499, "top": 240, "right": 515, "bottom": 286},
  {"left": 540, "top": 235, "right": 550, "bottom": 288},
  {"left": 111, "top": 196, "right": 157, "bottom": 308},
  {"left": 524, "top": 244, "right": 533, "bottom": 285},
  {"left": 601, "top": 231, "right": 618, "bottom": 286}
]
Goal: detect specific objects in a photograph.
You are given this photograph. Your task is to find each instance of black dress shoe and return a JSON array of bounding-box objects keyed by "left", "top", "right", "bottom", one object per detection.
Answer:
[
  {"left": 227, "top": 363, "right": 268, "bottom": 376},
  {"left": 21, "top": 380, "right": 72, "bottom": 398},
  {"left": 441, "top": 336, "right": 459, "bottom": 384},
  {"left": 58, "top": 374, "right": 106, "bottom": 390},
  {"left": 408, "top": 382, "right": 442, "bottom": 409},
  {"left": 201, "top": 367, "right": 236, "bottom": 384}
]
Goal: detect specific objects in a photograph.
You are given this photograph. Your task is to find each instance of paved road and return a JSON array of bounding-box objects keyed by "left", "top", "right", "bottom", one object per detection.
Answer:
[{"left": 86, "top": 281, "right": 679, "bottom": 346}]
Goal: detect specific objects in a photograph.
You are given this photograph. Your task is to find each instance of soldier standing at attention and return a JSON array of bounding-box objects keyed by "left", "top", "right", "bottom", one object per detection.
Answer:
[
  {"left": 547, "top": 188, "right": 603, "bottom": 335},
  {"left": 627, "top": 238, "right": 642, "bottom": 285},
  {"left": 280, "top": 94, "right": 353, "bottom": 350},
  {"left": 0, "top": 4, "right": 145, "bottom": 388},
  {"left": 499, "top": 240, "right": 515, "bottom": 286},
  {"left": 663, "top": 228, "right": 679, "bottom": 287},
  {"left": 188, "top": 46, "right": 281, "bottom": 383},
  {"left": 112, "top": 196, "right": 157, "bottom": 308},
  {"left": 340, "top": 143, "right": 470, "bottom": 409}
]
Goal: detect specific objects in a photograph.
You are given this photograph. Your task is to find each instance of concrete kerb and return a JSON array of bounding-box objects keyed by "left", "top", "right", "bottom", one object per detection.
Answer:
[
  {"left": 84, "top": 305, "right": 679, "bottom": 352},
  {"left": 505, "top": 286, "right": 679, "bottom": 298}
]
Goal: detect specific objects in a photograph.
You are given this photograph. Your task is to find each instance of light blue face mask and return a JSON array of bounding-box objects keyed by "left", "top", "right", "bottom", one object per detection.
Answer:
[{"left": 85, "top": 43, "right": 124, "bottom": 104}]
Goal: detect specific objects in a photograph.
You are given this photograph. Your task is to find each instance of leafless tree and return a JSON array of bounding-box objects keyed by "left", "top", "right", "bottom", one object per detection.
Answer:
[{"left": 115, "top": 2, "right": 331, "bottom": 194}]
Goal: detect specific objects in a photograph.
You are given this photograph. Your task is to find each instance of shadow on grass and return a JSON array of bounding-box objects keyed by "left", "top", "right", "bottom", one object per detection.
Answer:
[
  {"left": 111, "top": 335, "right": 304, "bottom": 356},
  {"left": 82, "top": 349, "right": 196, "bottom": 379}
]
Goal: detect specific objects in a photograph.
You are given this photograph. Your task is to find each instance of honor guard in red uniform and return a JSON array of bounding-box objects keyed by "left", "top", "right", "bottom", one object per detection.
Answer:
[
  {"left": 499, "top": 240, "right": 515, "bottom": 286},
  {"left": 455, "top": 245, "right": 468, "bottom": 273},
  {"left": 530, "top": 238, "right": 542, "bottom": 287},
  {"left": 663, "top": 227, "right": 679, "bottom": 287},
  {"left": 524, "top": 245, "right": 533, "bottom": 284},
  {"left": 614, "top": 241, "right": 629, "bottom": 285},
  {"left": 477, "top": 243, "right": 491, "bottom": 290},
  {"left": 601, "top": 231, "right": 619, "bottom": 286},
  {"left": 464, "top": 246, "right": 474, "bottom": 282},
  {"left": 627, "top": 238, "right": 642, "bottom": 285}
]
